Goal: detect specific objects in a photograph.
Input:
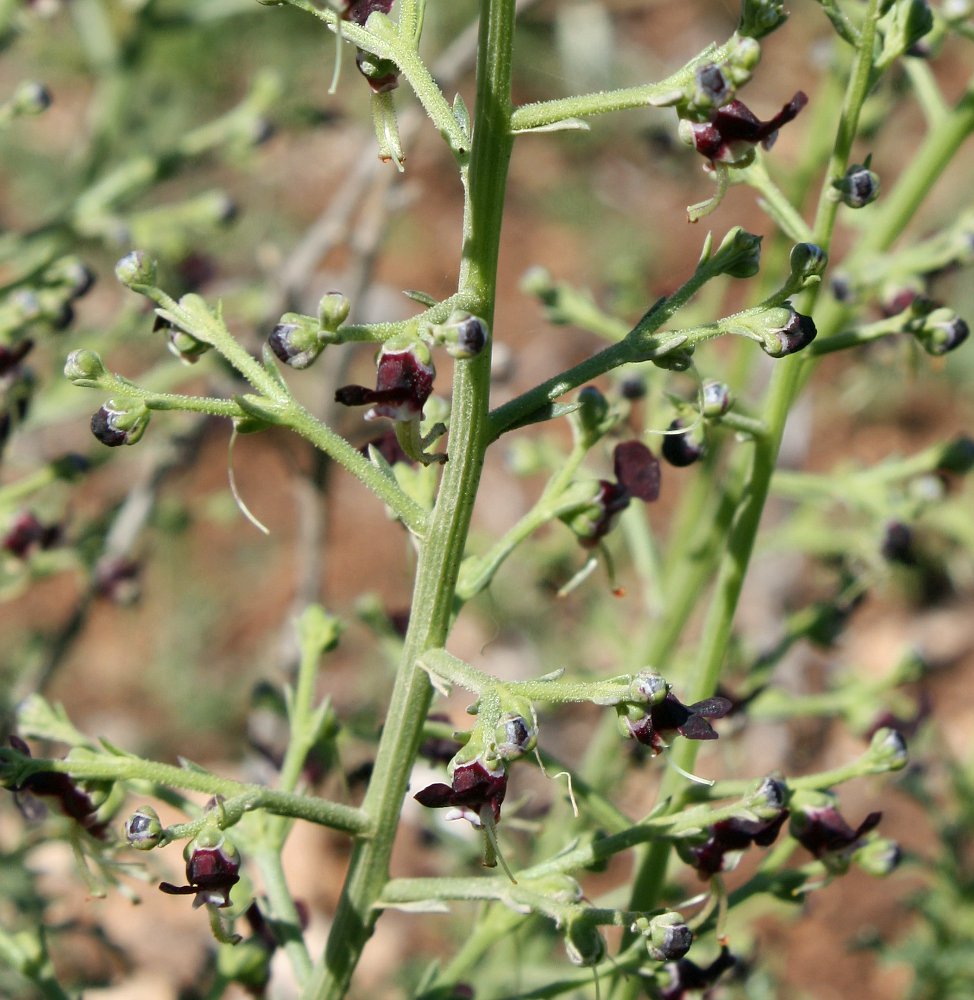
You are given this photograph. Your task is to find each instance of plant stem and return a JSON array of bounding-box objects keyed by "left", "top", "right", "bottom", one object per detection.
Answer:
[{"left": 299, "top": 2, "right": 517, "bottom": 995}]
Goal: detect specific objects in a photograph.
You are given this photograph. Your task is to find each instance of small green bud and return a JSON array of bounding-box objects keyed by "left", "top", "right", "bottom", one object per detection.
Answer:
[
  {"left": 710, "top": 227, "right": 763, "bottom": 279},
  {"left": 318, "top": 291, "right": 351, "bottom": 331},
  {"left": 216, "top": 935, "right": 271, "bottom": 989},
  {"left": 738, "top": 0, "right": 788, "bottom": 38},
  {"left": 64, "top": 349, "right": 108, "bottom": 387},
  {"left": 866, "top": 727, "right": 908, "bottom": 772},
  {"left": 788, "top": 243, "right": 828, "bottom": 284},
  {"left": 743, "top": 776, "right": 788, "bottom": 820},
  {"left": 758, "top": 306, "right": 818, "bottom": 357},
  {"left": 628, "top": 671, "right": 669, "bottom": 705},
  {"left": 520, "top": 265, "right": 554, "bottom": 299},
  {"left": 11, "top": 80, "right": 52, "bottom": 116},
  {"left": 572, "top": 385, "right": 611, "bottom": 444},
  {"left": 493, "top": 710, "right": 538, "bottom": 761},
  {"left": 90, "top": 400, "right": 150, "bottom": 447},
  {"left": 167, "top": 327, "right": 211, "bottom": 364},
  {"left": 701, "top": 380, "right": 732, "bottom": 417},
  {"left": 124, "top": 805, "right": 164, "bottom": 850},
  {"left": 115, "top": 250, "right": 157, "bottom": 288},
  {"left": 912, "top": 308, "right": 969, "bottom": 356},
  {"left": 723, "top": 34, "right": 762, "bottom": 85},
  {"left": 564, "top": 916, "right": 606, "bottom": 967},
  {"left": 854, "top": 836, "right": 902, "bottom": 876},
  {"left": 269, "top": 315, "right": 324, "bottom": 369},
  {"left": 692, "top": 65, "right": 732, "bottom": 111},
  {"left": 429, "top": 311, "right": 489, "bottom": 360}
]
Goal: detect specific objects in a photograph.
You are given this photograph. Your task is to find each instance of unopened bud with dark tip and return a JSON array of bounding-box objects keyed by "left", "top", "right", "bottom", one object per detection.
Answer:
[
  {"left": 701, "top": 380, "right": 732, "bottom": 417},
  {"left": 431, "top": 312, "right": 489, "bottom": 360},
  {"left": 645, "top": 911, "right": 693, "bottom": 962},
  {"left": 318, "top": 291, "right": 350, "bottom": 332},
  {"left": 866, "top": 727, "right": 908, "bottom": 772},
  {"left": 494, "top": 712, "right": 538, "bottom": 761},
  {"left": 90, "top": 400, "right": 150, "bottom": 447},
  {"left": 12, "top": 80, "right": 52, "bottom": 115},
  {"left": 788, "top": 242, "right": 828, "bottom": 285},
  {"left": 760, "top": 307, "right": 817, "bottom": 357},
  {"left": 125, "top": 805, "right": 164, "bottom": 850},
  {"left": 269, "top": 318, "right": 324, "bottom": 370},
  {"left": 710, "top": 227, "right": 762, "bottom": 279},
  {"left": 46, "top": 257, "right": 96, "bottom": 300},
  {"left": 64, "top": 349, "right": 108, "bottom": 387},
  {"left": 573, "top": 385, "right": 610, "bottom": 444},
  {"left": 914, "top": 310, "right": 969, "bottom": 356},
  {"left": 833, "top": 162, "right": 881, "bottom": 208},
  {"left": 745, "top": 776, "right": 788, "bottom": 819},
  {"left": 854, "top": 836, "right": 902, "bottom": 876},
  {"left": 830, "top": 274, "right": 854, "bottom": 302},
  {"left": 114, "top": 250, "right": 157, "bottom": 289},
  {"left": 693, "top": 64, "right": 731, "bottom": 109},
  {"left": 662, "top": 418, "right": 706, "bottom": 467}
]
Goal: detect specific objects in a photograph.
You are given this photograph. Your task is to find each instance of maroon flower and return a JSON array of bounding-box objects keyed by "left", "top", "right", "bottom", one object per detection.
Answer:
[
  {"left": 684, "top": 812, "right": 789, "bottom": 877},
  {"left": 335, "top": 342, "right": 434, "bottom": 423},
  {"left": 159, "top": 831, "right": 240, "bottom": 909},
  {"left": 790, "top": 803, "right": 881, "bottom": 859},
  {"left": 4, "top": 736, "right": 109, "bottom": 839},
  {"left": 414, "top": 759, "right": 508, "bottom": 827},
  {"left": 622, "top": 693, "right": 732, "bottom": 755},
  {"left": 3, "top": 511, "right": 61, "bottom": 559},
  {"left": 684, "top": 92, "right": 808, "bottom": 167},
  {"left": 565, "top": 440, "right": 661, "bottom": 547}
]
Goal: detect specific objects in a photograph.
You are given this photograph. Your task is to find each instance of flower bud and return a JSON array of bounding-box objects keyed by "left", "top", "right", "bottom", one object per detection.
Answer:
[
  {"left": 938, "top": 435, "right": 974, "bottom": 474},
  {"left": 90, "top": 400, "right": 150, "bottom": 447},
  {"left": 744, "top": 776, "right": 788, "bottom": 819},
  {"left": 854, "top": 836, "right": 902, "bottom": 876},
  {"left": 644, "top": 911, "right": 693, "bottom": 962},
  {"left": 788, "top": 242, "right": 828, "bottom": 284},
  {"left": 124, "top": 805, "right": 164, "bottom": 850},
  {"left": 268, "top": 318, "right": 324, "bottom": 370},
  {"left": 760, "top": 306, "right": 817, "bottom": 357},
  {"left": 710, "top": 227, "right": 762, "bottom": 279},
  {"left": 318, "top": 291, "right": 350, "bottom": 331},
  {"left": 114, "top": 250, "right": 157, "bottom": 288},
  {"left": 738, "top": 0, "right": 788, "bottom": 38},
  {"left": 64, "top": 349, "right": 108, "bottom": 387},
  {"left": 620, "top": 375, "right": 646, "bottom": 400},
  {"left": 46, "top": 257, "right": 96, "bottom": 300},
  {"left": 833, "top": 162, "right": 881, "bottom": 208},
  {"left": 661, "top": 418, "right": 706, "bottom": 467},
  {"left": 692, "top": 65, "right": 732, "bottom": 110},
  {"left": 564, "top": 917, "right": 606, "bottom": 967},
  {"left": 701, "top": 380, "right": 732, "bottom": 417},
  {"left": 913, "top": 309, "right": 969, "bottom": 356},
  {"left": 493, "top": 711, "right": 538, "bottom": 761},
  {"left": 629, "top": 671, "right": 669, "bottom": 706},
  {"left": 11, "top": 80, "right": 52, "bottom": 116},
  {"left": 167, "top": 327, "right": 211, "bottom": 364},
  {"left": 866, "top": 727, "right": 909, "bottom": 772},
  {"left": 572, "top": 385, "right": 611, "bottom": 444},
  {"left": 723, "top": 34, "right": 762, "bottom": 84}
]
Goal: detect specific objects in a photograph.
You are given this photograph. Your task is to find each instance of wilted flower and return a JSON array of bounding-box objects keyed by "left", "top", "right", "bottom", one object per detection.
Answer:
[
  {"left": 413, "top": 759, "right": 508, "bottom": 828},
  {"left": 682, "top": 810, "right": 789, "bottom": 877},
  {"left": 790, "top": 798, "right": 881, "bottom": 861}
]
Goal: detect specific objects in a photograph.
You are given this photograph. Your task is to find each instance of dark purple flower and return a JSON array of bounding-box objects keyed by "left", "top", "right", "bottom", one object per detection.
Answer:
[
  {"left": 684, "top": 812, "right": 789, "bottom": 877},
  {"left": 3, "top": 511, "right": 61, "bottom": 559},
  {"left": 661, "top": 419, "right": 706, "bottom": 468},
  {"left": 660, "top": 946, "right": 737, "bottom": 1000},
  {"left": 159, "top": 831, "right": 240, "bottom": 909},
  {"left": 414, "top": 759, "right": 508, "bottom": 827},
  {"left": 684, "top": 92, "right": 808, "bottom": 166},
  {"left": 622, "top": 693, "right": 732, "bottom": 755},
  {"left": 4, "top": 736, "right": 109, "bottom": 839},
  {"left": 566, "top": 440, "right": 661, "bottom": 547},
  {"left": 790, "top": 803, "right": 881, "bottom": 859},
  {"left": 335, "top": 342, "right": 434, "bottom": 423}
]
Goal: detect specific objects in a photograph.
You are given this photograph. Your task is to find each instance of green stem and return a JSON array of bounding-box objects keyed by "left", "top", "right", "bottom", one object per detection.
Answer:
[
  {"left": 23, "top": 756, "right": 370, "bottom": 835},
  {"left": 299, "top": 3, "right": 517, "bottom": 995},
  {"left": 252, "top": 846, "right": 315, "bottom": 984}
]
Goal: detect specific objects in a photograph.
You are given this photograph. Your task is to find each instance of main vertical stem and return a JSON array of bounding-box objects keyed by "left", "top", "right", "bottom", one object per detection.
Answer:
[{"left": 300, "top": 4, "right": 516, "bottom": 997}]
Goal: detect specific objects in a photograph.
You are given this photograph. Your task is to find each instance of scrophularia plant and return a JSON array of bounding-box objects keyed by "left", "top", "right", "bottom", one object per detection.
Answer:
[{"left": 2, "top": 0, "right": 974, "bottom": 997}]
